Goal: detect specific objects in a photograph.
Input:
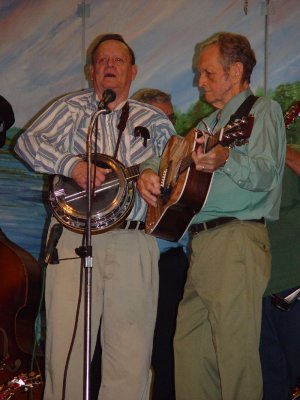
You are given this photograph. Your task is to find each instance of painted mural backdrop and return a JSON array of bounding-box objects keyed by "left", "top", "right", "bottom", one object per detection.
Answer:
[{"left": 0, "top": 0, "right": 299, "bottom": 260}]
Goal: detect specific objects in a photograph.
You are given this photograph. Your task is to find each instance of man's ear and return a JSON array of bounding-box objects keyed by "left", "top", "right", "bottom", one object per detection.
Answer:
[
  {"left": 231, "top": 62, "right": 243, "bottom": 83},
  {"left": 131, "top": 64, "right": 138, "bottom": 81},
  {"left": 88, "top": 64, "right": 94, "bottom": 81}
]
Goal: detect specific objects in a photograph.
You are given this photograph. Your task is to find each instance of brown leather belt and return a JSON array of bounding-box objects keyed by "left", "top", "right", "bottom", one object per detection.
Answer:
[
  {"left": 117, "top": 220, "right": 145, "bottom": 230},
  {"left": 189, "top": 217, "right": 265, "bottom": 235}
]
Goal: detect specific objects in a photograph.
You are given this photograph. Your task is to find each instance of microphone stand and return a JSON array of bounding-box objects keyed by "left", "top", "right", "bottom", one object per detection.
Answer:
[{"left": 82, "top": 107, "right": 110, "bottom": 400}]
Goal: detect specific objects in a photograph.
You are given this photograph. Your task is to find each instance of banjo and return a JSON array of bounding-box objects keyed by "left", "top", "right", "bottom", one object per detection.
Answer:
[{"left": 49, "top": 154, "right": 140, "bottom": 234}]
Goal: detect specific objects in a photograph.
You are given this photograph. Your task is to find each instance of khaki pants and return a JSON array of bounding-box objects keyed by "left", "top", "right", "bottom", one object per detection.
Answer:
[
  {"left": 43, "top": 223, "right": 159, "bottom": 400},
  {"left": 174, "top": 220, "right": 271, "bottom": 400}
]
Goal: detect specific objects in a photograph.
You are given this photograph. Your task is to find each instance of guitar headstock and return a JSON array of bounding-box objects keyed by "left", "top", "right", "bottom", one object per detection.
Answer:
[
  {"left": 205, "top": 115, "right": 254, "bottom": 153},
  {"left": 284, "top": 101, "right": 300, "bottom": 128},
  {"left": 220, "top": 115, "right": 254, "bottom": 148}
]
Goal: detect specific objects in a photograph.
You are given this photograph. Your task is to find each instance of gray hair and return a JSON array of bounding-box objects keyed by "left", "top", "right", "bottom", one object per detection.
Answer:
[
  {"left": 200, "top": 32, "right": 256, "bottom": 84},
  {"left": 131, "top": 88, "right": 171, "bottom": 104}
]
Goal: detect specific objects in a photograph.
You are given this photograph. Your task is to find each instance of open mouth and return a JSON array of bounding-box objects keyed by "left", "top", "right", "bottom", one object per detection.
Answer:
[{"left": 104, "top": 73, "right": 116, "bottom": 78}]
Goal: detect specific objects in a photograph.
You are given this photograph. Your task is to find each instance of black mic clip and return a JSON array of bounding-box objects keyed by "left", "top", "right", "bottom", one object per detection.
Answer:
[{"left": 75, "top": 245, "right": 92, "bottom": 259}]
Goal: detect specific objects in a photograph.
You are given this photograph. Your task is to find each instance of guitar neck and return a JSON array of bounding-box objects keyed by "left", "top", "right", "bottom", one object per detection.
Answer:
[{"left": 176, "top": 117, "right": 253, "bottom": 175}]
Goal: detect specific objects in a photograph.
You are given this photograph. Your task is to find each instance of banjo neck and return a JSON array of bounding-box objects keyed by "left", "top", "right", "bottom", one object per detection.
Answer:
[{"left": 123, "top": 163, "right": 140, "bottom": 181}]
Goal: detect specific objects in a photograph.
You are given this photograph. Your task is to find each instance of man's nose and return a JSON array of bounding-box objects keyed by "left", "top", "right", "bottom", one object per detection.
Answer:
[
  {"left": 107, "top": 58, "right": 114, "bottom": 66},
  {"left": 198, "top": 79, "right": 204, "bottom": 89},
  {"left": 198, "top": 74, "right": 206, "bottom": 87}
]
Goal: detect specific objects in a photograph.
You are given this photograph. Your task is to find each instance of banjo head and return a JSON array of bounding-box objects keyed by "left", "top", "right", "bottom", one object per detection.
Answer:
[{"left": 49, "top": 154, "right": 135, "bottom": 234}]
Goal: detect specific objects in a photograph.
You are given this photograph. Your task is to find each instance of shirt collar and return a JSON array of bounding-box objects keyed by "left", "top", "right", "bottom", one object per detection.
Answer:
[{"left": 218, "top": 88, "right": 253, "bottom": 126}]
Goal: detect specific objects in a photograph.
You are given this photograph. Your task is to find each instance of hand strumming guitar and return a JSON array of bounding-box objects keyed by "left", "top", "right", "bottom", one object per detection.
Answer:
[{"left": 137, "top": 168, "right": 161, "bottom": 207}]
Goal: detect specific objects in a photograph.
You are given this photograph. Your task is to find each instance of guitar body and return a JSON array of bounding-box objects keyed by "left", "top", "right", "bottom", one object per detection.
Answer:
[
  {"left": 49, "top": 154, "right": 139, "bottom": 234},
  {"left": 145, "top": 129, "right": 213, "bottom": 241}
]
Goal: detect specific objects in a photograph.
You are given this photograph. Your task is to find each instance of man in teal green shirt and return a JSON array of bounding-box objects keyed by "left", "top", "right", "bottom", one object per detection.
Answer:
[{"left": 137, "top": 32, "right": 286, "bottom": 400}]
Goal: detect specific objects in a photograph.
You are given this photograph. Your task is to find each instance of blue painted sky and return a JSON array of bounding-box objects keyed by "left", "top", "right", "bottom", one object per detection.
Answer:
[{"left": 1, "top": 0, "right": 299, "bottom": 128}]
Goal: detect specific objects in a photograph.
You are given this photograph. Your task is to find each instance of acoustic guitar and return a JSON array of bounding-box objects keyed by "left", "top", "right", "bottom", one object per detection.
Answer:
[{"left": 145, "top": 116, "right": 254, "bottom": 241}]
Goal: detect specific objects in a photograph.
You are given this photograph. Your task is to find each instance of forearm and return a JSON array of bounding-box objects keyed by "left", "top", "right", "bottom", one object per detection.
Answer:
[
  {"left": 139, "top": 155, "right": 160, "bottom": 174},
  {"left": 14, "top": 102, "right": 80, "bottom": 176}
]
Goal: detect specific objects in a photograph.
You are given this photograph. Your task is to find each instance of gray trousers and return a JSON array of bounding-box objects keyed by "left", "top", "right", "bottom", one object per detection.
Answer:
[
  {"left": 174, "top": 220, "right": 271, "bottom": 400},
  {"left": 43, "top": 222, "right": 159, "bottom": 400}
]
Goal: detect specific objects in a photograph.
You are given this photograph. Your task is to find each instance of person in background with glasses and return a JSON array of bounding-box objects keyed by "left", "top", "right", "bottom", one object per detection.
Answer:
[{"left": 131, "top": 88, "right": 177, "bottom": 126}]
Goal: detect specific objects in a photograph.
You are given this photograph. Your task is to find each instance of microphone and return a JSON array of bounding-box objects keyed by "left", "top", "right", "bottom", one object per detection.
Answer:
[
  {"left": 44, "top": 223, "right": 63, "bottom": 264},
  {"left": 98, "top": 89, "right": 116, "bottom": 110}
]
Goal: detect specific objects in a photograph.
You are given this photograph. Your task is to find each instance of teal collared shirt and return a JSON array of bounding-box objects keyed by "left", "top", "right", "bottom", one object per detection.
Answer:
[
  {"left": 192, "top": 88, "right": 286, "bottom": 223},
  {"left": 141, "top": 89, "right": 286, "bottom": 224}
]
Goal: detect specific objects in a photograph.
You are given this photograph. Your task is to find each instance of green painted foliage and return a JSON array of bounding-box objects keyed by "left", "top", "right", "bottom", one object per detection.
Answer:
[{"left": 174, "top": 81, "right": 300, "bottom": 143}]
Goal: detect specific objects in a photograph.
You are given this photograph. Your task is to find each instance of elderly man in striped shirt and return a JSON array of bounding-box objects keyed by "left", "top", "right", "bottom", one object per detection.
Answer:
[{"left": 15, "top": 34, "right": 175, "bottom": 400}]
